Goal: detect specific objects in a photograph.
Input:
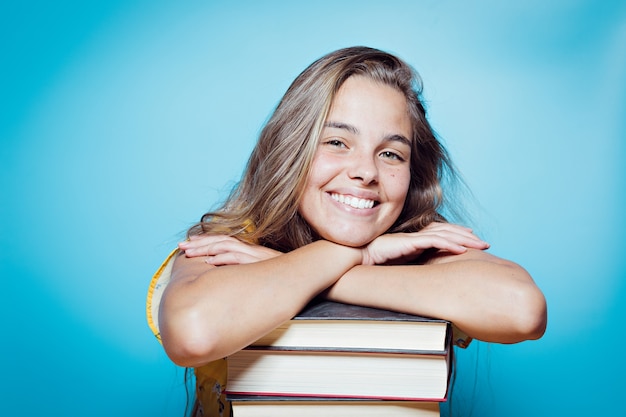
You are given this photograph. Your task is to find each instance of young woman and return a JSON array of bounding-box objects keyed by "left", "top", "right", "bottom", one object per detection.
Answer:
[{"left": 147, "top": 46, "right": 547, "bottom": 417}]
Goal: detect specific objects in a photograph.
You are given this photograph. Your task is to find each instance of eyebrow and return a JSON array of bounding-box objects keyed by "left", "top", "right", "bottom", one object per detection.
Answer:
[
  {"left": 324, "top": 121, "right": 359, "bottom": 135},
  {"left": 323, "top": 121, "right": 411, "bottom": 147}
]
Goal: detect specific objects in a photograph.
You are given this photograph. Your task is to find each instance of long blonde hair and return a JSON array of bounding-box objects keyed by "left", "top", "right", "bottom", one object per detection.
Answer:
[{"left": 189, "top": 46, "right": 459, "bottom": 251}]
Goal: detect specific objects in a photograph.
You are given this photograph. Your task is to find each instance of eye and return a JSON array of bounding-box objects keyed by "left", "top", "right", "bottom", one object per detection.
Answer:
[
  {"left": 380, "top": 150, "right": 405, "bottom": 162},
  {"left": 323, "top": 138, "right": 347, "bottom": 148}
]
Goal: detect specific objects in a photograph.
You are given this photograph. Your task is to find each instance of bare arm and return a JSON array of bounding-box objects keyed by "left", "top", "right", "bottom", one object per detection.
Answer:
[
  {"left": 159, "top": 240, "right": 362, "bottom": 367},
  {"left": 168, "top": 222, "right": 546, "bottom": 357},
  {"left": 324, "top": 248, "right": 547, "bottom": 344}
]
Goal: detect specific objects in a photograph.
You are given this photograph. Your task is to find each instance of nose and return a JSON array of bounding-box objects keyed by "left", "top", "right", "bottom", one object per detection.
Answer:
[{"left": 347, "top": 152, "right": 378, "bottom": 184}]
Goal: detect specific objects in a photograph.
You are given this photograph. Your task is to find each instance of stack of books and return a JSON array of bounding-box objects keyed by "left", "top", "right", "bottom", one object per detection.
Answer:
[{"left": 226, "top": 299, "right": 469, "bottom": 416}]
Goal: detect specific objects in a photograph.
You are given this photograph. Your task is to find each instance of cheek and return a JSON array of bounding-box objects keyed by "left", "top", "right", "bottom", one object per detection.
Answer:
[
  {"left": 307, "top": 154, "right": 340, "bottom": 186},
  {"left": 388, "top": 169, "right": 411, "bottom": 201},
  {"left": 300, "top": 156, "right": 335, "bottom": 209}
]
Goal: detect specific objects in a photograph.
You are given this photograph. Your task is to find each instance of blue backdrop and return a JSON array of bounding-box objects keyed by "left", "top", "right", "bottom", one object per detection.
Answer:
[{"left": 2, "top": 1, "right": 625, "bottom": 416}]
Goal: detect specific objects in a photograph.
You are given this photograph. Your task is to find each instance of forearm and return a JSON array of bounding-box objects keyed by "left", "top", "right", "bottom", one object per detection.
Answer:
[
  {"left": 159, "top": 240, "right": 362, "bottom": 366},
  {"left": 324, "top": 251, "right": 547, "bottom": 344}
]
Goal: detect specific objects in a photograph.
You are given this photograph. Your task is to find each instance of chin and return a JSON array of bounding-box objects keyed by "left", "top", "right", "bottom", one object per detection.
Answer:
[{"left": 324, "top": 234, "right": 375, "bottom": 248}]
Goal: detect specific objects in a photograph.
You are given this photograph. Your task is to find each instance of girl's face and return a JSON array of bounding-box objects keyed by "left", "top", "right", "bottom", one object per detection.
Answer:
[{"left": 299, "top": 75, "right": 412, "bottom": 247}]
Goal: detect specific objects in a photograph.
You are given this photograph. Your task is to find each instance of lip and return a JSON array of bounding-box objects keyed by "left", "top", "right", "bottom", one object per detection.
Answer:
[
  {"left": 329, "top": 187, "right": 380, "bottom": 201},
  {"left": 327, "top": 191, "right": 380, "bottom": 212}
]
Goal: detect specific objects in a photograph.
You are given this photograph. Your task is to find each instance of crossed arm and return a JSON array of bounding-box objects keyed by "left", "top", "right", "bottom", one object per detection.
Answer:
[{"left": 158, "top": 223, "right": 547, "bottom": 367}]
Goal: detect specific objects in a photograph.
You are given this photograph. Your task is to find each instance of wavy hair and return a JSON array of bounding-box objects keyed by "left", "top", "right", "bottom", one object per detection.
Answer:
[{"left": 189, "top": 46, "right": 460, "bottom": 251}]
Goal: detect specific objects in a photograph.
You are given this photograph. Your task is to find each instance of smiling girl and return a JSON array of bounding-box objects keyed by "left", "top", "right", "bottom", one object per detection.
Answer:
[{"left": 147, "top": 46, "right": 547, "bottom": 417}]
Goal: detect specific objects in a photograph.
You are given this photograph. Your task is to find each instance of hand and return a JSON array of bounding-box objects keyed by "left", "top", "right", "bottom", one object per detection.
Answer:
[
  {"left": 178, "top": 234, "right": 283, "bottom": 265},
  {"left": 361, "top": 222, "right": 490, "bottom": 265}
]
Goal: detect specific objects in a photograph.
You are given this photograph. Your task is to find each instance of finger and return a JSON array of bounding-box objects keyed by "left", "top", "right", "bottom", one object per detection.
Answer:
[
  {"left": 423, "top": 236, "right": 471, "bottom": 254},
  {"left": 195, "top": 241, "right": 243, "bottom": 258},
  {"left": 422, "top": 222, "right": 479, "bottom": 235},
  {"left": 204, "top": 251, "right": 259, "bottom": 266},
  {"left": 187, "top": 233, "right": 235, "bottom": 242},
  {"left": 179, "top": 236, "right": 244, "bottom": 257},
  {"left": 414, "top": 227, "right": 489, "bottom": 249},
  {"left": 421, "top": 223, "right": 482, "bottom": 241},
  {"left": 425, "top": 234, "right": 489, "bottom": 250},
  {"left": 180, "top": 234, "right": 234, "bottom": 249},
  {"left": 422, "top": 221, "right": 469, "bottom": 229}
]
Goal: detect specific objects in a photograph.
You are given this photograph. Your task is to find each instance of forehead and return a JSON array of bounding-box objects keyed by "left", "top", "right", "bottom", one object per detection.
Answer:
[{"left": 327, "top": 76, "right": 412, "bottom": 138}]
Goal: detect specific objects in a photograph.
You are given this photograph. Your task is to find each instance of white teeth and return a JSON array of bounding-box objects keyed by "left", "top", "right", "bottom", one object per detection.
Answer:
[{"left": 331, "top": 193, "right": 375, "bottom": 209}]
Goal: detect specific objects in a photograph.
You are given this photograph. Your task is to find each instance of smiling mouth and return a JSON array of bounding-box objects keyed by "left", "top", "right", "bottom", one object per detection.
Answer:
[{"left": 330, "top": 193, "right": 377, "bottom": 209}]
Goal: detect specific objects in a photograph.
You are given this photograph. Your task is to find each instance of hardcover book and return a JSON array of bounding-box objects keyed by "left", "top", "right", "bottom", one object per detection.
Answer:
[
  {"left": 251, "top": 299, "right": 469, "bottom": 352},
  {"left": 228, "top": 395, "right": 441, "bottom": 417},
  {"left": 226, "top": 347, "right": 450, "bottom": 401}
]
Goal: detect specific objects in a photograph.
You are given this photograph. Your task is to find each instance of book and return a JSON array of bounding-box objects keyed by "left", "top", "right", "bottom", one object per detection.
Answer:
[
  {"left": 228, "top": 395, "right": 440, "bottom": 417},
  {"left": 251, "top": 299, "right": 464, "bottom": 352},
  {"left": 226, "top": 346, "right": 451, "bottom": 401},
  {"left": 225, "top": 300, "right": 454, "bottom": 401}
]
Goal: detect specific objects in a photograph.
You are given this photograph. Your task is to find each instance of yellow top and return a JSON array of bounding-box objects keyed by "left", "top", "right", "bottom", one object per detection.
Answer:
[{"left": 146, "top": 249, "right": 231, "bottom": 417}]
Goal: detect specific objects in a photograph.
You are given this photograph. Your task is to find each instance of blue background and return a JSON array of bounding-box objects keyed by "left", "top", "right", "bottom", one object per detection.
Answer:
[{"left": 2, "top": 1, "right": 625, "bottom": 415}]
